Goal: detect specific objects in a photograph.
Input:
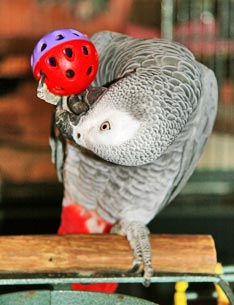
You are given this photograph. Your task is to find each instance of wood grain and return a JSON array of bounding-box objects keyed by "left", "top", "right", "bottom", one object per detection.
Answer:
[{"left": 0, "top": 234, "right": 217, "bottom": 275}]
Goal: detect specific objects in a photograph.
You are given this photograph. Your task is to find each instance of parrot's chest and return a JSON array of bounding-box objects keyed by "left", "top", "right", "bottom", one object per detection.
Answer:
[{"left": 64, "top": 143, "right": 111, "bottom": 210}]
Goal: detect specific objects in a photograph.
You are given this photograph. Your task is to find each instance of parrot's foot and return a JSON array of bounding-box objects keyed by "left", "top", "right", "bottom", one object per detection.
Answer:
[
  {"left": 37, "top": 76, "right": 60, "bottom": 105},
  {"left": 111, "top": 220, "right": 153, "bottom": 287}
]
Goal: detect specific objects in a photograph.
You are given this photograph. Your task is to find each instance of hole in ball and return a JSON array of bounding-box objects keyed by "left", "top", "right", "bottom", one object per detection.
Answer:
[
  {"left": 48, "top": 57, "right": 57, "bottom": 67},
  {"left": 64, "top": 48, "right": 73, "bottom": 58},
  {"left": 66, "top": 69, "right": 75, "bottom": 78},
  {"left": 86, "top": 66, "right": 92, "bottom": 76},
  {"left": 40, "top": 43, "right": 47, "bottom": 52},
  {"left": 56, "top": 34, "right": 64, "bottom": 40},
  {"left": 82, "top": 46, "right": 88, "bottom": 55}
]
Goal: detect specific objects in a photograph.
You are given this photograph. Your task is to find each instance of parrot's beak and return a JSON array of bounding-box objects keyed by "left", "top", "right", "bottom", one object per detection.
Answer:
[
  {"left": 85, "top": 86, "right": 107, "bottom": 106},
  {"left": 67, "top": 95, "right": 89, "bottom": 115},
  {"left": 67, "top": 86, "right": 107, "bottom": 115},
  {"left": 55, "top": 86, "right": 107, "bottom": 142}
]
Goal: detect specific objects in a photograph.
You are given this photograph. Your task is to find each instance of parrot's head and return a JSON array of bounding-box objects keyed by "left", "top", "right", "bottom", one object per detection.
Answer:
[{"left": 55, "top": 71, "right": 197, "bottom": 166}]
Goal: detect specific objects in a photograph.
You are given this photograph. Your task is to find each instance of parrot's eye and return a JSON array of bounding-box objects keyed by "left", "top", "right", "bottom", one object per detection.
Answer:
[{"left": 100, "top": 121, "right": 111, "bottom": 131}]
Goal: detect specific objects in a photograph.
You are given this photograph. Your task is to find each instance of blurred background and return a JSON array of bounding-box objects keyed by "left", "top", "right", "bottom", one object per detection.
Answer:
[{"left": 0, "top": 0, "right": 233, "bottom": 304}]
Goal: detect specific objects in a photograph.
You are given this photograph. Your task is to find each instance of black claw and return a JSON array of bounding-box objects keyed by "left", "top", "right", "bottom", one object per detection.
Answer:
[
  {"left": 127, "top": 263, "right": 141, "bottom": 273},
  {"left": 143, "top": 278, "right": 151, "bottom": 287},
  {"left": 39, "top": 72, "right": 47, "bottom": 85}
]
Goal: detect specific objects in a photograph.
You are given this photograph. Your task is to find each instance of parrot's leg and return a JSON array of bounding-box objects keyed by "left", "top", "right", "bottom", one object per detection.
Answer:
[
  {"left": 111, "top": 220, "right": 153, "bottom": 287},
  {"left": 37, "top": 75, "right": 61, "bottom": 105}
]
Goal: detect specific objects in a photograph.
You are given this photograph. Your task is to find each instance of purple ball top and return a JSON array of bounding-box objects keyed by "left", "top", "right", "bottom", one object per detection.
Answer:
[{"left": 31, "top": 28, "right": 89, "bottom": 71}]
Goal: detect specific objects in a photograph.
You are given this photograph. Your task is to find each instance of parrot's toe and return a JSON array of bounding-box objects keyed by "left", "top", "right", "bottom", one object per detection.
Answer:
[
  {"left": 37, "top": 76, "right": 47, "bottom": 99},
  {"left": 37, "top": 76, "right": 60, "bottom": 105},
  {"left": 143, "top": 263, "right": 153, "bottom": 287},
  {"left": 112, "top": 220, "right": 153, "bottom": 286}
]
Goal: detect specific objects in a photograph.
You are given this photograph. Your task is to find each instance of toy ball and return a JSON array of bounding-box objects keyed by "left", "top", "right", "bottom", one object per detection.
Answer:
[{"left": 31, "top": 29, "right": 99, "bottom": 96}]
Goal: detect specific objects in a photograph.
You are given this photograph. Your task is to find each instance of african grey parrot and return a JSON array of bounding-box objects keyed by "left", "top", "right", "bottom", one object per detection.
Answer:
[{"left": 37, "top": 31, "right": 218, "bottom": 286}]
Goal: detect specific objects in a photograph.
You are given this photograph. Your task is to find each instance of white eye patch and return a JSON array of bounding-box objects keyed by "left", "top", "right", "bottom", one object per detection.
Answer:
[{"left": 72, "top": 107, "right": 140, "bottom": 148}]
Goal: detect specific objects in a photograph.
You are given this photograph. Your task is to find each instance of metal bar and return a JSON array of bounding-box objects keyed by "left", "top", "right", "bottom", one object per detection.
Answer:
[
  {"left": 1, "top": 272, "right": 233, "bottom": 304},
  {"left": 161, "top": 0, "right": 174, "bottom": 39},
  {"left": 0, "top": 272, "right": 229, "bottom": 285}
]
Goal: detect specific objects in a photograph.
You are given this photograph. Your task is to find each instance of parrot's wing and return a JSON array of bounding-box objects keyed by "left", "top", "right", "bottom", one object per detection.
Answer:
[{"left": 168, "top": 63, "right": 218, "bottom": 203}]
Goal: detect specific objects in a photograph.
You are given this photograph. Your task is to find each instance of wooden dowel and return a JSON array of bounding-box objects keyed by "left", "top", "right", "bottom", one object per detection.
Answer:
[{"left": 0, "top": 234, "right": 217, "bottom": 275}]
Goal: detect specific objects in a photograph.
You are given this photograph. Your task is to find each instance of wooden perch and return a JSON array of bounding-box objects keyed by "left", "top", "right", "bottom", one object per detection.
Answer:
[{"left": 0, "top": 234, "right": 217, "bottom": 275}]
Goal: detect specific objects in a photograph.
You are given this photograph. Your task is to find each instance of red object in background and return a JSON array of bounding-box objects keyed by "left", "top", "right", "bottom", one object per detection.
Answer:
[
  {"left": 221, "top": 80, "right": 234, "bottom": 107},
  {"left": 58, "top": 203, "right": 118, "bottom": 293},
  {"left": 125, "top": 23, "right": 161, "bottom": 39},
  {"left": 173, "top": 20, "right": 233, "bottom": 58}
]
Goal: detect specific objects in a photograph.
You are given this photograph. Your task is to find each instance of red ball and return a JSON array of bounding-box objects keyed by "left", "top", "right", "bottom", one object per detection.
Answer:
[{"left": 33, "top": 39, "right": 98, "bottom": 96}]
